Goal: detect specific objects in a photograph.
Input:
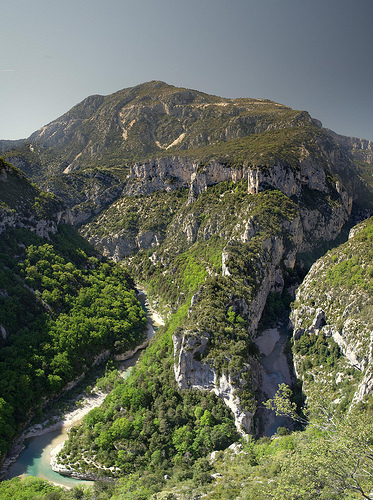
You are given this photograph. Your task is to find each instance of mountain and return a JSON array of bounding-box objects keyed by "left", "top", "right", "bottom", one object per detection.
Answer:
[
  {"left": 0, "top": 82, "right": 373, "bottom": 498},
  {"left": 2, "top": 81, "right": 373, "bottom": 225},
  {"left": 6, "top": 81, "right": 323, "bottom": 170}
]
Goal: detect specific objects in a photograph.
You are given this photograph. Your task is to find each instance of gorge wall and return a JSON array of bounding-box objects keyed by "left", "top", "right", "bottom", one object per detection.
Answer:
[
  {"left": 111, "top": 156, "right": 353, "bottom": 433},
  {"left": 290, "top": 217, "right": 373, "bottom": 408},
  {"left": 0, "top": 158, "right": 71, "bottom": 238}
]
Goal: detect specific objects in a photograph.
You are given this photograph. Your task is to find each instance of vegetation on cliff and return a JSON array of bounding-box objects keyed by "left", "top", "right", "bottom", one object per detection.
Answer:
[
  {"left": 291, "top": 216, "right": 373, "bottom": 408},
  {"left": 2, "top": 392, "right": 372, "bottom": 499},
  {"left": 61, "top": 181, "right": 302, "bottom": 476},
  {"left": 57, "top": 322, "right": 238, "bottom": 479},
  {"left": 0, "top": 157, "right": 63, "bottom": 223}
]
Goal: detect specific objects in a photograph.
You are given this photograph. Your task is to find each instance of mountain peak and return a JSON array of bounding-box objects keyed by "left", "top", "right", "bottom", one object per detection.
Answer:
[{"left": 24, "top": 82, "right": 305, "bottom": 173}]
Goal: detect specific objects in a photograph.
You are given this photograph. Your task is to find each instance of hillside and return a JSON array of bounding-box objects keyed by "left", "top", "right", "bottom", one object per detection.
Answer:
[
  {"left": 45, "top": 84, "right": 372, "bottom": 479},
  {"left": 1, "top": 217, "right": 372, "bottom": 499},
  {"left": 291, "top": 216, "right": 373, "bottom": 408},
  {"left": 0, "top": 158, "right": 147, "bottom": 462},
  {"left": 0, "top": 157, "right": 67, "bottom": 236}
]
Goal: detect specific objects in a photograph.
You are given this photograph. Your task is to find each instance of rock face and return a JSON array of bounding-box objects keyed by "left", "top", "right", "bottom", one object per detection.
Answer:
[
  {"left": 80, "top": 143, "right": 355, "bottom": 431},
  {"left": 290, "top": 217, "right": 373, "bottom": 406},
  {"left": 167, "top": 159, "right": 353, "bottom": 432},
  {"left": 89, "top": 152, "right": 353, "bottom": 261},
  {"left": 173, "top": 330, "right": 256, "bottom": 433},
  {"left": 0, "top": 205, "right": 72, "bottom": 239},
  {"left": 254, "top": 327, "right": 293, "bottom": 436},
  {"left": 126, "top": 154, "right": 351, "bottom": 210},
  {"left": 46, "top": 170, "right": 124, "bottom": 226},
  {"left": 326, "top": 129, "right": 373, "bottom": 164},
  {"left": 0, "top": 158, "right": 70, "bottom": 237},
  {"left": 87, "top": 230, "right": 162, "bottom": 262},
  {"left": 247, "top": 158, "right": 328, "bottom": 197},
  {"left": 126, "top": 158, "right": 249, "bottom": 197}
]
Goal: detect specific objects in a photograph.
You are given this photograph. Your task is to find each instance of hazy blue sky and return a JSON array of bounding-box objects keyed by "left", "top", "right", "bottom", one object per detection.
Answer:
[{"left": 1, "top": 0, "right": 372, "bottom": 140}]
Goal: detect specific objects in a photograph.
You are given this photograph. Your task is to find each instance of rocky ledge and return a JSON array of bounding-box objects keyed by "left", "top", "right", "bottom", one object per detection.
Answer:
[{"left": 173, "top": 329, "right": 256, "bottom": 433}]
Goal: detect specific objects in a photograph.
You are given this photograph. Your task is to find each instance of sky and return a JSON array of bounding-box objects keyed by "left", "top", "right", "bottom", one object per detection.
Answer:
[{"left": 1, "top": 0, "right": 373, "bottom": 141}]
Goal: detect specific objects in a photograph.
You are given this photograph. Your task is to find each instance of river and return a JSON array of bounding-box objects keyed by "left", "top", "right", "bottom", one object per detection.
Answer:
[
  {"left": 5, "top": 290, "right": 163, "bottom": 489},
  {"left": 5, "top": 297, "right": 291, "bottom": 486},
  {"left": 254, "top": 325, "right": 293, "bottom": 436}
]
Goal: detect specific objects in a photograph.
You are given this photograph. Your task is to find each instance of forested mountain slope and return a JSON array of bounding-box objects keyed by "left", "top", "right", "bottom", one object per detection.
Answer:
[
  {"left": 1, "top": 217, "right": 372, "bottom": 500},
  {"left": 0, "top": 158, "right": 147, "bottom": 462}
]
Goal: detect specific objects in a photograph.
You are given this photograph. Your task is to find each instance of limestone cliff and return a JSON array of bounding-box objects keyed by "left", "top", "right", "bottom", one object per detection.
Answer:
[
  {"left": 325, "top": 128, "right": 373, "bottom": 164},
  {"left": 169, "top": 189, "right": 351, "bottom": 433},
  {"left": 290, "top": 217, "right": 373, "bottom": 407},
  {"left": 126, "top": 158, "right": 249, "bottom": 197},
  {"left": 0, "top": 158, "right": 70, "bottom": 237},
  {"left": 3, "top": 155, "right": 125, "bottom": 227},
  {"left": 173, "top": 328, "right": 256, "bottom": 432},
  {"left": 86, "top": 151, "right": 352, "bottom": 261},
  {"left": 82, "top": 152, "right": 354, "bottom": 432}
]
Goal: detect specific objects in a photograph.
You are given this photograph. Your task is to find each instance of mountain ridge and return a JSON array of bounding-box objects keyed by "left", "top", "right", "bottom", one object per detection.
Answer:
[{"left": 2, "top": 81, "right": 372, "bottom": 230}]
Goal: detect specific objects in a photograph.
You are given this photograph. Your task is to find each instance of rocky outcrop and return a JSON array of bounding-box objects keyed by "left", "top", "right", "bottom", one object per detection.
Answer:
[
  {"left": 325, "top": 129, "right": 373, "bottom": 164},
  {"left": 171, "top": 180, "right": 353, "bottom": 431},
  {"left": 88, "top": 229, "right": 162, "bottom": 261},
  {"left": 0, "top": 205, "right": 72, "bottom": 238},
  {"left": 0, "top": 158, "right": 72, "bottom": 237},
  {"left": 254, "top": 327, "right": 293, "bottom": 436},
  {"left": 173, "top": 329, "right": 256, "bottom": 433},
  {"left": 90, "top": 152, "right": 353, "bottom": 261},
  {"left": 214, "top": 374, "right": 255, "bottom": 433},
  {"left": 247, "top": 156, "right": 328, "bottom": 197},
  {"left": 173, "top": 332, "right": 213, "bottom": 390},
  {"left": 126, "top": 153, "right": 353, "bottom": 212},
  {"left": 246, "top": 158, "right": 352, "bottom": 253},
  {"left": 290, "top": 218, "right": 373, "bottom": 405},
  {"left": 126, "top": 157, "right": 248, "bottom": 197},
  {"left": 40, "top": 170, "right": 124, "bottom": 226}
]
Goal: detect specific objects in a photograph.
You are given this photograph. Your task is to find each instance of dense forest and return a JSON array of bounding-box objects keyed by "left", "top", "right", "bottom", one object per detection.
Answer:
[
  {"left": 1, "top": 394, "right": 372, "bottom": 500},
  {"left": 0, "top": 225, "right": 147, "bottom": 459}
]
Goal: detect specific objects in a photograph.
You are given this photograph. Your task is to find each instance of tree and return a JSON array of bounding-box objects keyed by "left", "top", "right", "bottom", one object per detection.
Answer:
[{"left": 265, "top": 384, "right": 373, "bottom": 499}]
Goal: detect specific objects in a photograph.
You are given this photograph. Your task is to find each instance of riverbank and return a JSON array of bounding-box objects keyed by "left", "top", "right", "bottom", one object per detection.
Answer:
[
  {"left": 136, "top": 287, "right": 165, "bottom": 328},
  {"left": 2, "top": 287, "right": 164, "bottom": 485},
  {"left": 2, "top": 383, "right": 114, "bottom": 482}
]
